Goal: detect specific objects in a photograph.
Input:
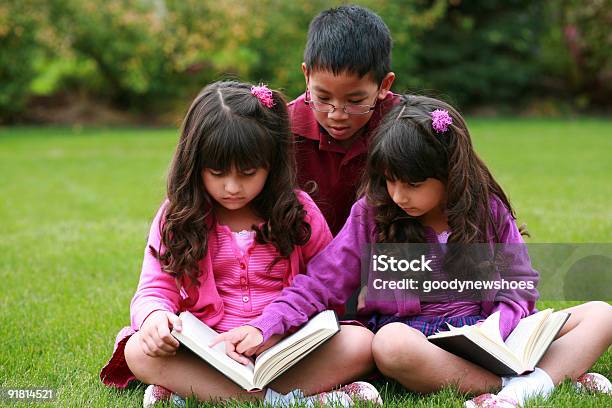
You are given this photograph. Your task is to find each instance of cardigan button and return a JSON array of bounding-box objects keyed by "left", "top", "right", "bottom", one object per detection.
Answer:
[{"left": 240, "top": 263, "right": 246, "bottom": 269}]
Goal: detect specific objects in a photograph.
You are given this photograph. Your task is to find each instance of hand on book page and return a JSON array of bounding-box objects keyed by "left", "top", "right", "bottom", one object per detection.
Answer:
[
  {"left": 253, "top": 333, "right": 286, "bottom": 355},
  {"left": 210, "top": 325, "right": 264, "bottom": 365}
]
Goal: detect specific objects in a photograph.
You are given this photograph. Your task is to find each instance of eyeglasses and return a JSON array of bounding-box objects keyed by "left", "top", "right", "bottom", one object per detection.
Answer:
[{"left": 304, "top": 84, "right": 380, "bottom": 115}]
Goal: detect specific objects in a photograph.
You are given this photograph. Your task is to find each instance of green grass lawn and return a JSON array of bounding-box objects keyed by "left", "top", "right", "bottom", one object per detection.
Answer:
[{"left": 0, "top": 120, "right": 610, "bottom": 407}]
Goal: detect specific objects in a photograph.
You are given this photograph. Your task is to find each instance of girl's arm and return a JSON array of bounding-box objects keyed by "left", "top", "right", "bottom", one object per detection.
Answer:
[
  {"left": 130, "top": 201, "right": 181, "bottom": 330},
  {"left": 484, "top": 198, "right": 539, "bottom": 339},
  {"left": 247, "top": 198, "right": 372, "bottom": 342}
]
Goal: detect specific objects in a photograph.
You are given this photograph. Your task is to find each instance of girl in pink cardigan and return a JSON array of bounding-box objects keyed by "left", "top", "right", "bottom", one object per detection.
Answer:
[{"left": 100, "top": 81, "right": 380, "bottom": 407}]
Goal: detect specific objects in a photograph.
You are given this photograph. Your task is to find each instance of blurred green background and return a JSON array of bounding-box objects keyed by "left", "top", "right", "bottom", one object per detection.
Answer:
[{"left": 1, "top": 0, "right": 610, "bottom": 124}]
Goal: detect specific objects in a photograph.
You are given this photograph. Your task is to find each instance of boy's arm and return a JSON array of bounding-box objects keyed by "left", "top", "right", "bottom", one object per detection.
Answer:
[
  {"left": 247, "top": 199, "right": 371, "bottom": 341},
  {"left": 130, "top": 201, "right": 181, "bottom": 330}
]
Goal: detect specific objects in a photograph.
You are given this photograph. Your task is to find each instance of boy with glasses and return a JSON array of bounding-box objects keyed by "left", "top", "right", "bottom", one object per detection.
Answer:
[{"left": 290, "top": 5, "right": 398, "bottom": 235}]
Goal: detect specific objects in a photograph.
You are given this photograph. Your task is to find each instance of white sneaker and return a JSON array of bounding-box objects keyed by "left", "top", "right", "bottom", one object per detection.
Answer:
[
  {"left": 143, "top": 384, "right": 186, "bottom": 408},
  {"left": 338, "top": 381, "right": 383, "bottom": 405},
  {"left": 464, "top": 393, "right": 518, "bottom": 408},
  {"left": 575, "top": 372, "right": 612, "bottom": 394},
  {"left": 266, "top": 388, "right": 353, "bottom": 407}
]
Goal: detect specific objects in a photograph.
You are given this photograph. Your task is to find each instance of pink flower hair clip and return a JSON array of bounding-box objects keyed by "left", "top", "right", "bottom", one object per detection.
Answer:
[
  {"left": 250, "top": 84, "right": 275, "bottom": 108},
  {"left": 431, "top": 109, "right": 453, "bottom": 133}
]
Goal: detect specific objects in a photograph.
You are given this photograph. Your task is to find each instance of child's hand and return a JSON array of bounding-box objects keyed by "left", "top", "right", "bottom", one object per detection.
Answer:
[
  {"left": 209, "top": 325, "right": 263, "bottom": 365},
  {"left": 357, "top": 285, "right": 368, "bottom": 311},
  {"left": 138, "top": 310, "right": 182, "bottom": 358},
  {"left": 253, "top": 333, "right": 285, "bottom": 355}
]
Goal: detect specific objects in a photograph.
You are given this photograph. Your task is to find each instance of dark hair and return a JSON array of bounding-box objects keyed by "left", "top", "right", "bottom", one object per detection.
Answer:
[
  {"left": 304, "top": 5, "right": 392, "bottom": 84},
  {"left": 362, "top": 94, "right": 518, "bottom": 245},
  {"left": 151, "top": 81, "right": 311, "bottom": 287}
]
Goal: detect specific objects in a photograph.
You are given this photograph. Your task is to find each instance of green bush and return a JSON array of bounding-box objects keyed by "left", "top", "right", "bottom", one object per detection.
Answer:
[
  {"left": 46, "top": 0, "right": 220, "bottom": 110},
  {"left": 405, "top": 0, "right": 545, "bottom": 109},
  {"left": 538, "top": 0, "right": 612, "bottom": 110},
  {"left": 1, "top": 0, "right": 609, "bottom": 120},
  {"left": 0, "top": 0, "right": 44, "bottom": 122}
]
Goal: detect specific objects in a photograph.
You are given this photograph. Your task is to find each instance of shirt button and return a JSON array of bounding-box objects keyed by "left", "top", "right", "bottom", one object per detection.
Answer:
[
  {"left": 240, "top": 277, "right": 247, "bottom": 284},
  {"left": 240, "top": 263, "right": 246, "bottom": 269},
  {"left": 242, "top": 285, "right": 248, "bottom": 291},
  {"left": 242, "top": 296, "right": 249, "bottom": 303}
]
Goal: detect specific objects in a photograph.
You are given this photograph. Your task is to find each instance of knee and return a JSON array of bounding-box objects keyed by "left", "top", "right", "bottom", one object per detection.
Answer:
[
  {"left": 592, "top": 300, "right": 612, "bottom": 316},
  {"left": 586, "top": 301, "right": 612, "bottom": 333},
  {"left": 581, "top": 301, "right": 612, "bottom": 321},
  {"left": 336, "top": 326, "right": 375, "bottom": 371},
  {"left": 124, "top": 333, "right": 161, "bottom": 384},
  {"left": 372, "top": 323, "right": 425, "bottom": 375}
]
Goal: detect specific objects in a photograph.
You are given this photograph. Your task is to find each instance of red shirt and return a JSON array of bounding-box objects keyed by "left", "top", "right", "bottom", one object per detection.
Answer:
[{"left": 288, "top": 92, "right": 400, "bottom": 235}]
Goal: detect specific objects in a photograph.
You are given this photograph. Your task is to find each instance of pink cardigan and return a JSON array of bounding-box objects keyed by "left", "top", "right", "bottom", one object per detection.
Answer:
[{"left": 130, "top": 190, "right": 333, "bottom": 331}]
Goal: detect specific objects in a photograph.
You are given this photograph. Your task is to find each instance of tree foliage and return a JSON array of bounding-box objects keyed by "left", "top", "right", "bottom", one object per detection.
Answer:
[{"left": 0, "top": 0, "right": 609, "bottom": 122}]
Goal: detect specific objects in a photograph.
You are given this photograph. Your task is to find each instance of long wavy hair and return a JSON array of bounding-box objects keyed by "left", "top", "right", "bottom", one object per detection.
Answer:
[
  {"left": 150, "top": 81, "right": 311, "bottom": 287},
  {"left": 362, "top": 94, "right": 520, "bottom": 246}
]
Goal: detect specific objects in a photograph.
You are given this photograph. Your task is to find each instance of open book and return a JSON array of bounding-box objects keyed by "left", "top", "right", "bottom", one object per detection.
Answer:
[
  {"left": 171, "top": 310, "right": 340, "bottom": 391},
  {"left": 427, "top": 308, "right": 570, "bottom": 376}
]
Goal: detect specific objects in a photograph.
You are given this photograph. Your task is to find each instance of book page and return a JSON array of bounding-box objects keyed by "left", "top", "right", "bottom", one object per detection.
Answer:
[
  {"left": 254, "top": 332, "right": 329, "bottom": 387},
  {"left": 505, "top": 309, "right": 551, "bottom": 363},
  {"left": 253, "top": 310, "right": 339, "bottom": 387},
  {"left": 463, "top": 329, "right": 523, "bottom": 373},
  {"left": 526, "top": 312, "right": 570, "bottom": 369},
  {"left": 478, "top": 311, "right": 505, "bottom": 346},
  {"left": 473, "top": 312, "right": 521, "bottom": 368},
  {"left": 428, "top": 323, "right": 470, "bottom": 338},
  {"left": 430, "top": 312, "right": 502, "bottom": 345},
  {"left": 427, "top": 312, "right": 524, "bottom": 374},
  {"left": 172, "top": 312, "right": 256, "bottom": 390},
  {"left": 254, "top": 310, "right": 338, "bottom": 370}
]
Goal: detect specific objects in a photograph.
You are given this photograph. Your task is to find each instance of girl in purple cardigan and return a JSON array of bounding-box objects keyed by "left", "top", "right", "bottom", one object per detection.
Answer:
[
  {"left": 100, "top": 81, "right": 382, "bottom": 407},
  {"left": 217, "top": 95, "right": 612, "bottom": 407}
]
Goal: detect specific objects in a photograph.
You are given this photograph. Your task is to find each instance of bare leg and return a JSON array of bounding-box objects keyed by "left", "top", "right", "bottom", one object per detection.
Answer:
[
  {"left": 125, "top": 332, "right": 262, "bottom": 402},
  {"left": 372, "top": 323, "right": 501, "bottom": 394},
  {"left": 537, "top": 301, "right": 612, "bottom": 384},
  {"left": 269, "top": 325, "right": 375, "bottom": 395},
  {"left": 125, "top": 324, "right": 375, "bottom": 402},
  {"left": 372, "top": 302, "right": 612, "bottom": 396}
]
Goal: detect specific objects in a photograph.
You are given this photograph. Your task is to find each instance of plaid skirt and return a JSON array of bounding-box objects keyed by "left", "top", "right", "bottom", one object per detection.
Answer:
[{"left": 367, "top": 313, "right": 483, "bottom": 336}]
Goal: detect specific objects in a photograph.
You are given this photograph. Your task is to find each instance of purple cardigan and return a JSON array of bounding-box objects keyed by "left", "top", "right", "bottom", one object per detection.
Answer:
[{"left": 249, "top": 197, "right": 539, "bottom": 341}]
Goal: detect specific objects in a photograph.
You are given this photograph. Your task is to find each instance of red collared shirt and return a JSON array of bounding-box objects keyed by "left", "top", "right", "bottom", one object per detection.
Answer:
[{"left": 289, "top": 92, "right": 400, "bottom": 235}]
